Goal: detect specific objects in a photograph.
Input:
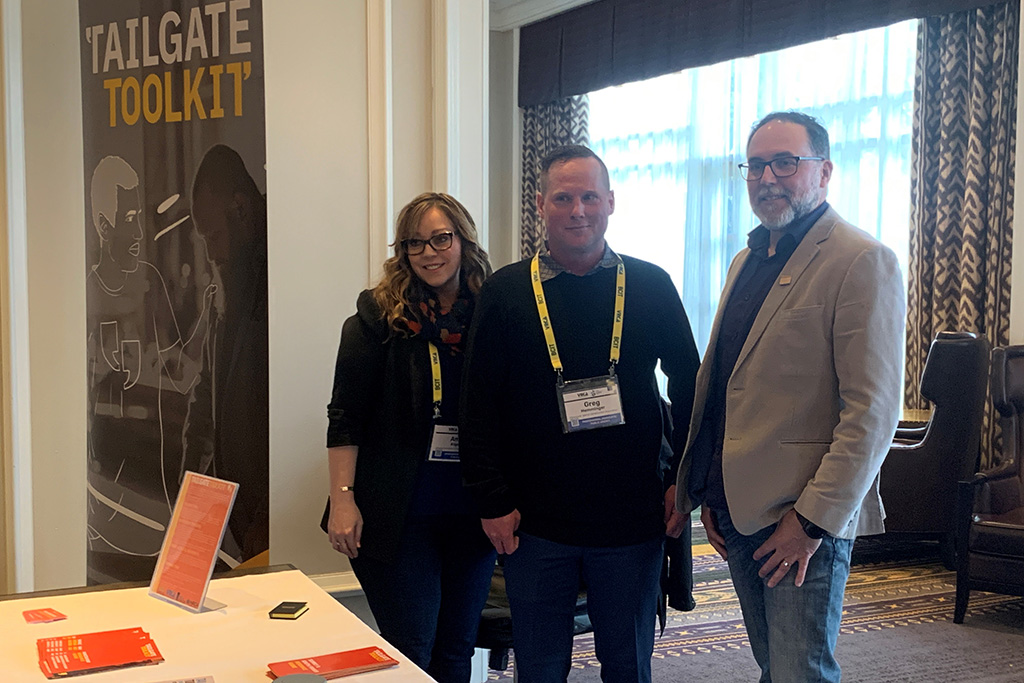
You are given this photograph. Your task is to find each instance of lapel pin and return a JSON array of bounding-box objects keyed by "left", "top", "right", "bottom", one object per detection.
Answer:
[{"left": 779, "top": 276, "right": 792, "bottom": 285}]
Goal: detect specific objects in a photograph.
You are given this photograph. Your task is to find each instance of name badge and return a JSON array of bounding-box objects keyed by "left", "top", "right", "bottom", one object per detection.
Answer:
[
  {"left": 427, "top": 424, "right": 460, "bottom": 462},
  {"left": 557, "top": 375, "right": 625, "bottom": 433}
]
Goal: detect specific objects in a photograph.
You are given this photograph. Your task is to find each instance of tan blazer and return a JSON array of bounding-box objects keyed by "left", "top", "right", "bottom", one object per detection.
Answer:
[{"left": 676, "top": 206, "right": 905, "bottom": 540}]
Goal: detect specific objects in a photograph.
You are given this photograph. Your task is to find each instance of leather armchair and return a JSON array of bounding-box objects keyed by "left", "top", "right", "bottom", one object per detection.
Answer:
[
  {"left": 954, "top": 345, "right": 1024, "bottom": 623},
  {"left": 878, "top": 331, "right": 990, "bottom": 567}
]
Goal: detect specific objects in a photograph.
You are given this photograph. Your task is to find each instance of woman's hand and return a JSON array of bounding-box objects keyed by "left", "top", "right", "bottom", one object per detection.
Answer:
[{"left": 328, "top": 496, "right": 363, "bottom": 558}]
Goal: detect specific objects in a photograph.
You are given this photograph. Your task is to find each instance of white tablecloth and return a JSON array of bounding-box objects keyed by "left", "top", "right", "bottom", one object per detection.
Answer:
[{"left": 0, "top": 569, "right": 434, "bottom": 683}]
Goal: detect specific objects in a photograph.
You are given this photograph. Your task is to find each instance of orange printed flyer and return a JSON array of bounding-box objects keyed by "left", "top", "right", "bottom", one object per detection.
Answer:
[
  {"left": 149, "top": 471, "right": 238, "bottom": 612},
  {"left": 37, "top": 626, "right": 163, "bottom": 678},
  {"left": 23, "top": 608, "right": 67, "bottom": 624},
  {"left": 267, "top": 646, "right": 399, "bottom": 679}
]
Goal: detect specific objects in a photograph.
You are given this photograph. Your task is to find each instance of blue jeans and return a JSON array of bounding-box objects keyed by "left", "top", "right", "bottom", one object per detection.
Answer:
[
  {"left": 350, "top": 514, "right": 496, "bottom": 683},
  {"left": 503, "top": 532, "right": 663, "bottom": 683},
  {"left": 712, "top": 508, "right": 853, "bottom": 683}
]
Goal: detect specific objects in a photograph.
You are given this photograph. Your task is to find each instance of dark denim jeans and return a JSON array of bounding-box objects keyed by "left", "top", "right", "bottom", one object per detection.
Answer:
[
  {"left": 713, "top": 508, "right": 853, "bottom": 683},
  {"left": 503, "top": 532, "right": 663, "bottom": 683},
  {"left": 350, "top": 514, "right": 496, "bottom": 683}
]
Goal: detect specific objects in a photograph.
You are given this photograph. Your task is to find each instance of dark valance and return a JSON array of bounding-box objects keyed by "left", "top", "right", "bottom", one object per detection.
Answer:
[{"left": 518, "top": 0, "right": 1007, "bottom": 106}]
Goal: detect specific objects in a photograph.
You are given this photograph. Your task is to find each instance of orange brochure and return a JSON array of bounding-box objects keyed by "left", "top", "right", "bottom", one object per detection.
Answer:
[
  {"left": 149, "top": 472, "right": 238, "bottom": 612},
  {"left": 267, "top": 646, "right": 399, "bottom": 679},
  {"left": 37, "top": 626, "right": 163, "bottom": 678}
]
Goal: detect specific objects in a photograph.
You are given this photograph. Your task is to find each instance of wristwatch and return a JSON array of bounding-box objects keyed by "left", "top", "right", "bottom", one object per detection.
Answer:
[{"left": 795, "top": 511, "right": 829, "bottom": 540}]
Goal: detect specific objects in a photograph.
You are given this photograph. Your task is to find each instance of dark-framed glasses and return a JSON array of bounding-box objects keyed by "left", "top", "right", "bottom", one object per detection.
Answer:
[
  {"left": 402, "top": 231, "right": 456, "bottom": 255},
  {"left": 738, "top": 156, "right": 824, "bottom": 181}
]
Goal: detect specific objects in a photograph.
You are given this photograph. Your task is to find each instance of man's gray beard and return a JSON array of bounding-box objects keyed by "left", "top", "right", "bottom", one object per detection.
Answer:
[{"left": 754, "top": 193, "right": 819, "bottom": 230}]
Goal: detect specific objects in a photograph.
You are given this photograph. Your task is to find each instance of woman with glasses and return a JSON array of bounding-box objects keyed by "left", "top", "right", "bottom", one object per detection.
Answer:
[{"left": 325, "top": 192, "right": 495, "bottom": 682}]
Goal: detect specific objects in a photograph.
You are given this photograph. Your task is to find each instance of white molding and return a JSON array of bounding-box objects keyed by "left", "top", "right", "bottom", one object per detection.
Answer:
[
  {"left": 477, "top": 1, "right": 489, "bottom": 252},
  {"left": 432, "top": 1, "right": 488, "bottom": 239},
  {"left": 367, "top": 0, "right": 394, "bottom": 285},
  {"left": 2, "top": 0, "right": 33, "bottom": 594},
  {"left": 510, "top": 27, "right": 522, "bottom": 260},
  {"left": 431, "top": 0, "right": 454, "bottom": 193},
  {"left": 490, "top": 0, "right": 595, "bottom": 31},
  {"left": 470, "top": 649, "right": 489, "bottom": 682},
  {"left": 0, "top": 0, "right": 10, "bottom": 595},
  {"left": 1010, "top": 13, "right": 1024, "bottom": 343}
]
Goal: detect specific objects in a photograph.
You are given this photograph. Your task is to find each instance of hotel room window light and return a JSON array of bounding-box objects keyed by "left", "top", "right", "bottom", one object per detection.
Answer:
[{"left": 590, "top": 19, "right": 917, "bottom": 356}]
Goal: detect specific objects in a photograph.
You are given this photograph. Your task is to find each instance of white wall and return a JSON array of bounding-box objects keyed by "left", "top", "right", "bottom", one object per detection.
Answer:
[
  {"left": 444, "top": 1, "right": 489, "bottom": 242},
  {"left": 488, "top": 28, "right": 517, "bottom": 269},
  {"left": 263, "top": 0, "right": 371, "bottom": 582},
  {"left": 8, "top": 0, "right": 87, "bottom": 591},
  {"left": 392, "top": 0, "right": 432, "bottom": 218}
]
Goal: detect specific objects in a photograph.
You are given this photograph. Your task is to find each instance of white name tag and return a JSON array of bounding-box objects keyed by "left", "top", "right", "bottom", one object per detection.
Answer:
[
  {"left": 427, "top": 424, "right": 460, "bottom": 462},
  {"left": 557, "top": 375, "right": 625, "bottom": 433}
]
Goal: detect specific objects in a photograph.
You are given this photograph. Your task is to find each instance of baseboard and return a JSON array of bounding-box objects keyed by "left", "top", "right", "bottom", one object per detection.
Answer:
[
  {"left": 310, "top": 570, "right": 362, "bottom": 596},
  {"left": 471, "top": 648, "right": 490, "bottom": 682}
]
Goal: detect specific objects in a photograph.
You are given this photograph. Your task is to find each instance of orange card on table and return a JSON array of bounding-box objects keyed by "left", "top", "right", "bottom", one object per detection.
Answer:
[
  {"left": 149, "top": 471, "right": 238, "bottom": 612},
  {"left": 267, "top": 646, "right": 399, "bottom": 679},
  {"left": 23, "top": 608, "right": 67, "bottom": 623}
]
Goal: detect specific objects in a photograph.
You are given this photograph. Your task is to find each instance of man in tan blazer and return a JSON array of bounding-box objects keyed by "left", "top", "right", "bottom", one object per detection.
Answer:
[{"left": 676, "top": 111, "right": 905, "bottom": 682}]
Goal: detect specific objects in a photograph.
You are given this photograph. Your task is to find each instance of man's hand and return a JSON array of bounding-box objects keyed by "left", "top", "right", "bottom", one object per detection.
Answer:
[
  {"left": 328, "top": 497, "right": 363, "bottom": 559},
  {"left": 753, "top": 509, "right": 822, "bottom": 587},
  {"left": 482, "top": 510, "right": 521, "bottom": 554},
  {"left": 701, "top": 505, "right": 728, "bottom": 560},
  {"left": 664, "top": 485, "right": 687, "bottom": 538}
]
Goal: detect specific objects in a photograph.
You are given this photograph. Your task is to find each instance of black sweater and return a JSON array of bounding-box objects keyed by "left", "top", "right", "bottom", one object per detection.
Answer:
[{"left": 460, "top": 255, "right": 700, "bottom": 547}]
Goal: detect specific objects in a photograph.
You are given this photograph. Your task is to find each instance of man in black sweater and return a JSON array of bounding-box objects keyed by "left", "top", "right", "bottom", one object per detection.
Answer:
[{"left": 461, "top": 145, "right": 699, "bottom": 682}]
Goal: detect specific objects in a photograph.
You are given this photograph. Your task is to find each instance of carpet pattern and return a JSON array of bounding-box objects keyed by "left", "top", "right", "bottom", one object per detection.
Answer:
[{"left": 486, "top": 525, "right": 1024, "bottom": 681}]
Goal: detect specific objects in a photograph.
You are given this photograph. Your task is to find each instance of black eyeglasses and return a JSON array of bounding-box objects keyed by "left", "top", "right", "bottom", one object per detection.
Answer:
[
  {"left": 738, "top": 156, "right": 824, "bottom": 181},
  {"left": 402, "top": 231, "right": 456, "bottom": 255}
]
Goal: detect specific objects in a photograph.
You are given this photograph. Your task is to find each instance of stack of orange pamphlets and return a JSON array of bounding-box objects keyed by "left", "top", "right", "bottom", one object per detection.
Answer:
[
  {"left": 267, "top": 646, "right": 399, "bottom": 679},
  {"left": 37, "top": 627, "right": 164, "bottom": 678}
]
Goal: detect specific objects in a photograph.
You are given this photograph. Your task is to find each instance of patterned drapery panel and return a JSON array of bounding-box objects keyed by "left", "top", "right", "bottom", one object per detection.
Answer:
[
  {"left": 519, "top": 96, "right": 590, "bottom": 258},
  {"left": 907, "top": 1, "right": 1017, "bottom": 467}
]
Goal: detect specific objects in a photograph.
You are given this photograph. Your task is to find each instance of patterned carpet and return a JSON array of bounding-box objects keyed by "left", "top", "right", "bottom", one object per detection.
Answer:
[{"left": 486, "top": 523, "right": 1024, "bottom": 681}]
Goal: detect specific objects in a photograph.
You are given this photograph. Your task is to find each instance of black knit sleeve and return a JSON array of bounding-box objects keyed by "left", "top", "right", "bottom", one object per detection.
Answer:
[
  {"left": 460, "top": 274, "right": 517, "bottom": 519},
  {"left": 326, "top": 290, "right": 388, "bottom": 448},
  {"left": 649, "top": 263, "right": 701, "bottom": 476}
]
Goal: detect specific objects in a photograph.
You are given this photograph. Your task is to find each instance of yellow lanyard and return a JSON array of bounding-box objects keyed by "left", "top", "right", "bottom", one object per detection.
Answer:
[
  {"left": 428, "top": 342, "right": 442, "bottom": 419},
  {"left": 530, "top": 253, "right": 625, "bottom": 381}
]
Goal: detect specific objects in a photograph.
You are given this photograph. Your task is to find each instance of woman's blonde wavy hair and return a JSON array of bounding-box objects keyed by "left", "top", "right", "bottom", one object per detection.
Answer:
[{"left": 372, "top": 192, "right": 492, "bottom": 333}]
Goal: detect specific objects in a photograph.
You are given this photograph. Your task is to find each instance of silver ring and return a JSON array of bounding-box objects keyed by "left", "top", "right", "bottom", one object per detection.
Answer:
[{"left": 782, "top": 561, "right": 790, "bottom": 567}]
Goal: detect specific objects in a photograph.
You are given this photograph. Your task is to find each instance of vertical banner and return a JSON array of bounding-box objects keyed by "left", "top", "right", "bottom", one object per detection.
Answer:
[{"left": 79, "top": 0, "right": 268, "bottom": 583}]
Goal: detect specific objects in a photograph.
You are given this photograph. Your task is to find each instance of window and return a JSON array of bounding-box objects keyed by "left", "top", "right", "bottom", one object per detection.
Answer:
[{"left": 590, "top": 20, "right": 917, "bottom": 354}]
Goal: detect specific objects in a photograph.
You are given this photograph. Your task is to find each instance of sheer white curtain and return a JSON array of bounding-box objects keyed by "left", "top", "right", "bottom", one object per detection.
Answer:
[{"left": 590, "top": 20, "right": 917, "bottom": 355}]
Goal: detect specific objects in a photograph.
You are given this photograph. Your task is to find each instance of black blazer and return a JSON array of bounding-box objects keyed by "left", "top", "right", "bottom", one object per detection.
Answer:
[{"left": 322, "top": 290, "right": 453, "bottom": 563}]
